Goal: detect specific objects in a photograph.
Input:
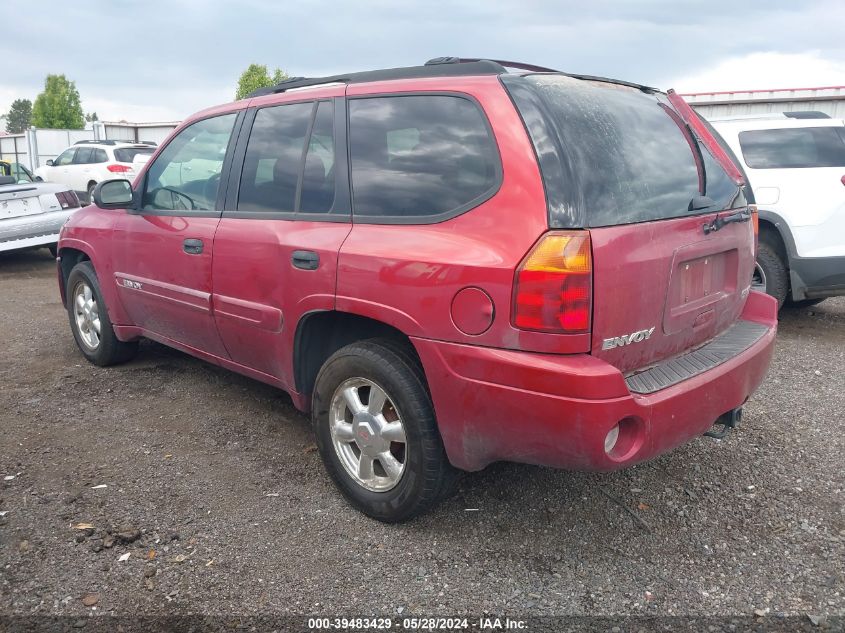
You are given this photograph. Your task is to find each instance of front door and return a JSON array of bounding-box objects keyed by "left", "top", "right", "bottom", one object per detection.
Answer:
[
  {"left": 112, "top": 112, "right": 241, "bottom": 358},
  {"left": 212, "top": 93, "right": 351, "bottom": 387}
]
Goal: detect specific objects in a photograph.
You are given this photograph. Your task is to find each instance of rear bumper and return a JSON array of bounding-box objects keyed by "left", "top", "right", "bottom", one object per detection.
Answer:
[
  {"left": 413, "top": 290, "right": 778, "bottom": 472},
  {"left": 789, "top": 254, "right": 845, "bottom": 299},
  {"left": 0, "top": 209, "right": 74, "bottom": 252}
]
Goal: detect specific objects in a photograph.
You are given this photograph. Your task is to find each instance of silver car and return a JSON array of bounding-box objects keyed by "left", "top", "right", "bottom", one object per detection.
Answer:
[{"left": 0, "top": 161, "right": 81, "bottom": 255}]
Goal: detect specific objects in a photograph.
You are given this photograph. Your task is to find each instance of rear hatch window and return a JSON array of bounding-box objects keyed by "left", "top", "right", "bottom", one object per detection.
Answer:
[
  {"left": 114, "top": 147, "right": 155, "bottom": 163},
  {"left": 503, "top": 74, "right": 746, "bottom": 228},
  {"left": 738, "top": 126, "right": 845, "bottom": 169}
]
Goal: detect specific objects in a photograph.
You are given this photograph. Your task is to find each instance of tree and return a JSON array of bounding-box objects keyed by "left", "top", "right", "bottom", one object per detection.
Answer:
[
  {"left": 235, "top": 64, "right": 289, "bottom": 100},
  {"left": 31, "top": 75, "right": 85, "bottom": 129},
  {"left": 85, "top": 112, "right": 99, "bottom": 123},
  {"left": 5, "top": 99, "right": 32, "bottom": 133}
]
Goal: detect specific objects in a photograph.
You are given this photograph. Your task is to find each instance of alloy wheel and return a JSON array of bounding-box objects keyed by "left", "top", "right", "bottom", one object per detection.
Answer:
[
  {"left": 73, "top": 281, "right": 101, "bottom": 350},
  {"left": 329, "top": 377, "right": 407, "bottom": 492}
]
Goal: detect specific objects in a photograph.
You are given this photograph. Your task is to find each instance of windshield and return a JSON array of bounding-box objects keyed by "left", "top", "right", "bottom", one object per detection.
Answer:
[
  {"left": 114, "top": 147, "right": 155, "bottom": 163},
  {"left": 503, "top": 74, "right": 745, "bottom": 228}
]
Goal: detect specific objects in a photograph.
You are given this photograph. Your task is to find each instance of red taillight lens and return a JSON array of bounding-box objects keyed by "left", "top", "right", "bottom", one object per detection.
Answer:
[
  {"left": 107, "top": 164, "right": 131, "bottom": 173},
  {"left": 56, "top": 191, "right": 80, "bottom": 209},
  {"left": 512, "top": 231, "right": 592, "bottom": 333}
]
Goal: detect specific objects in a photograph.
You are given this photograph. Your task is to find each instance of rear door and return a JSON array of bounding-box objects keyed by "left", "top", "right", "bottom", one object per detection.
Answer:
[
  {"left": 508, "top": 75, "right": 755, "bottom": 373},
  {"left": 212, "top": 89, "right": 351, "bottom": 386}
]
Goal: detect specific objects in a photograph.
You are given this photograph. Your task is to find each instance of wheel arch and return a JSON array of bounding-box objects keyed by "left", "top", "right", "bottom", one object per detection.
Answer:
[
  {"left": 57, "top": 246, "right": 92, "bottom": 305},
  {"left": 293, "top": 310, "right": 424, "bottom": 402},
  {"left": 756, "top": 210, "right": 808, "bottom": 300}
]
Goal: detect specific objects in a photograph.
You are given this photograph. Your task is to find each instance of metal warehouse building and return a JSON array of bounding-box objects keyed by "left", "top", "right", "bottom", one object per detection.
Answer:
[{"left": 682, "top": 86, "right": 845, "bottom": 119}]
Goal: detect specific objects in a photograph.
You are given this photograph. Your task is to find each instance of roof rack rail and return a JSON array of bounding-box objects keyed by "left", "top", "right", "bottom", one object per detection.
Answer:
[
  {"left": 247, "top": 58, "right": 657, "bottom": 99},
  {"left": 73, "top": 139, "right": 155, "bottom": 146},
  {"left": 424, "top": 57, "right": 560, "bottom": 73},
  {"left": 247, "top": 59, "right": 510, "bottom": 98},
  {"left": 783, "top": 111, "right": 830, "bottom": 119}
]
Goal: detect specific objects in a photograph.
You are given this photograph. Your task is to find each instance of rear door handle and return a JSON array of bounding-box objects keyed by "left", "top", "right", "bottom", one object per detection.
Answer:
[
  {"left": 183, "top": 238, "right": 204, "bottom": 255},
  {"left": 291, "top": 250, "right": 319, "bottom": 270}
]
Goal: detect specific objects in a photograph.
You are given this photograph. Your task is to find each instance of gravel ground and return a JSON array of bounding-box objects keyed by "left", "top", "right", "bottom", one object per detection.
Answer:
[{"left": 0, "top": 248, "right": 843, "bottom": 622}]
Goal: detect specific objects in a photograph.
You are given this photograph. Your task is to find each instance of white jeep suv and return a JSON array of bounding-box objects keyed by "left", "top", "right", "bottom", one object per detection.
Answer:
[
  {"left": 35, "top": 140, "right": 156, "bottom": 203},
  {"left": 710, "top": 112, "right": 845, "bottom": 308}
]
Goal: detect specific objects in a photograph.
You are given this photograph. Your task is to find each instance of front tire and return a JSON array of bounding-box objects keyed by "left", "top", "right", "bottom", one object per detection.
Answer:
[
  {"left": 312, "top": 339, "right": 458, "bottom": 522},
  {"left": 67, "top": 261, "right": 138, "bottom": 366}
]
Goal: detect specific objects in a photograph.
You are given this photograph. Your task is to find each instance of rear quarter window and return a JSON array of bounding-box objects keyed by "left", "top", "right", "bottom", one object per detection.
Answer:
[
  {"left": 114, "top": 147, "right": 154, "bottom": 163},
  {"left": 348, "top": 94, "right": 501, "bottom": 222},
  {"left": 738, "top": 127, "right": 845, "bottom": 168}
]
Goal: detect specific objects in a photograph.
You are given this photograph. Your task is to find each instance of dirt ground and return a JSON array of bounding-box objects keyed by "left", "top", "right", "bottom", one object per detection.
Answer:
[{"left": 1, "top": 247, "right": 843, "bottom": 622}]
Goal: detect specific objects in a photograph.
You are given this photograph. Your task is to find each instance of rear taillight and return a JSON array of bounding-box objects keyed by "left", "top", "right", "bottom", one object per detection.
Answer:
[
  {"left": 512, "top": 231, "right": 592, "bottom": 333},
  {"left": 56, "top": 191, "right": 80, "bottom": 209},
  {"left": 107, "top": 164, "right": 132, "bottom": 173}
]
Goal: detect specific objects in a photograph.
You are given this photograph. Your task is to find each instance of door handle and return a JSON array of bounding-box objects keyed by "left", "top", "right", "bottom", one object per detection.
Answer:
[
  {"left": 291, "top": 250, "right": 319, "bottom": 270},
  {"left": 183, "top": 238, "right": 204, "bottom": 255}
]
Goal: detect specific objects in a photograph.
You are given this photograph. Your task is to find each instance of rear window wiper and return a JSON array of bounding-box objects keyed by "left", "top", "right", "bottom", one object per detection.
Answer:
[{"left": 703, "top": 208, "right": 751, "bottom": 235}]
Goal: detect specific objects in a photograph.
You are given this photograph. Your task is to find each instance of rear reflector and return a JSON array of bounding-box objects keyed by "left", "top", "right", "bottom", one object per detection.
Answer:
[
  {"left": 512, "top": 231, "right": 592, "bottom": 333},
  {"left": 107, "top": 164, "right": 132, "bottom": 173}
]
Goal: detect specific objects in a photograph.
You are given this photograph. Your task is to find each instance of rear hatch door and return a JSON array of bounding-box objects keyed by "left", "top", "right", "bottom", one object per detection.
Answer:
[{"left": 507, "top": 75, "right": 755, "bottom": 373}]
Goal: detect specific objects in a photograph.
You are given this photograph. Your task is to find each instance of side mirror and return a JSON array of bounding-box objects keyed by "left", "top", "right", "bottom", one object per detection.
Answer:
[
  {"left": 46, "top": 159, "right": 54, "bottom": 166},
  {"left": 93, "top": 179, "right": 134, "bottom": 209}
]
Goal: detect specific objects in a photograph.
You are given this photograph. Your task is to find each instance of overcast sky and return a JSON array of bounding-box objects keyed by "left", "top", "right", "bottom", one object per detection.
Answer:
[{"left": 3, "top": 0, "right": 844, "bottom": 122}]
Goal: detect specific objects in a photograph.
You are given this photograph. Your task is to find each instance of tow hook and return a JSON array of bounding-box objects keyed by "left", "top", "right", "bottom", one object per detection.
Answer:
[{"left": 704, "top": 408, "right": 742, "bottom": 439}]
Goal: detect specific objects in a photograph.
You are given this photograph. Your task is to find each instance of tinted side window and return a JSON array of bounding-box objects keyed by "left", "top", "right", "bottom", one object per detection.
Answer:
[
  {"left": 237, "top": 102, "right": 313, "bottom": 214},
  {"left": 92, "top": 148, "right": 108, "bottom": 163},
  {"left": 73, "top": 148, "right": 93, "bottom": 164},
  {"left": 348, "top": 95, "right": 499, "bottom": 219},
  {"left": 739, "top": 127, "right": 845, "bottom": 168},
  {"left": 142, "top": 113, "right": 237, "bottom": 211}
]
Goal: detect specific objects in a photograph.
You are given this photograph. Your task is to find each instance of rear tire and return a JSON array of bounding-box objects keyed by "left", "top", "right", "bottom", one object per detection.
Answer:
[
  {"left": 87, "top": 182, "right": 97, "bottom": 205},
  {"left": 312, "top": 339, "right": 458, "bottom": 522},
  {"left": 755, "top": 241, "right": 789, "bottom": 309},
  {"left": 67, "top": 261, "right": 138, "bottom": 366}
]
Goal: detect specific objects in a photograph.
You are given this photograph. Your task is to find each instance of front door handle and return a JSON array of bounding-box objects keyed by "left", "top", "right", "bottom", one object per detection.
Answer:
[
  {"left": 183, "top": 238, "right": 204, "bottom": 255},
  {"left": 291, "top": 250, "right": 319, "bottom": 270}
]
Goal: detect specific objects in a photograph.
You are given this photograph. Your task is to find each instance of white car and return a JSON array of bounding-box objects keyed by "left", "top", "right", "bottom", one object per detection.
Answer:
[
  {"left": 35, "top": 140, "right": 156, "bottom": 203},
  {"left": 0, "top": 161, "right": 81, "bottom": 254},
  {"left": 710, "top": 112, "right": 845, "bottom": 307}
]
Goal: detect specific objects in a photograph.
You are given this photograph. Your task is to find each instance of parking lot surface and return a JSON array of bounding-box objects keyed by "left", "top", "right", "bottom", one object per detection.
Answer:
[{"left": 1, "top": 248, "right": 843, "bottom": 619}]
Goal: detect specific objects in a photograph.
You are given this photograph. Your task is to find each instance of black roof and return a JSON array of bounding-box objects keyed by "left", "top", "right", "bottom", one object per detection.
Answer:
[{"left": 247, "top": 57, "right": 657, "bottom": 98}]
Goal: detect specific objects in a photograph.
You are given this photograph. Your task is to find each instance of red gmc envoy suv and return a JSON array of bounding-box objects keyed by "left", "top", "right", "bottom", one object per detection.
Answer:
[{"left": 57, "top": 58, "right": 778, "bottom": 522}]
